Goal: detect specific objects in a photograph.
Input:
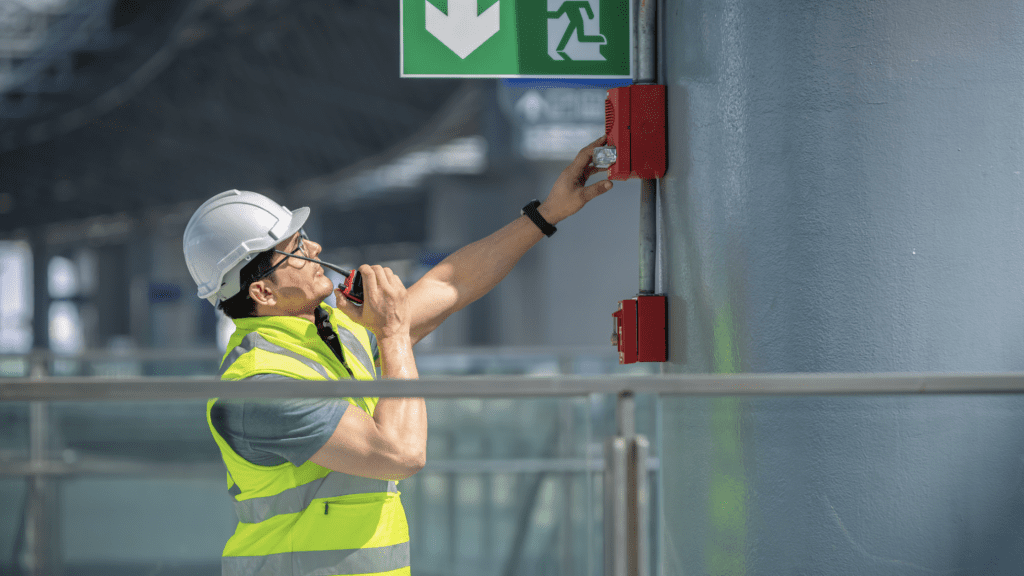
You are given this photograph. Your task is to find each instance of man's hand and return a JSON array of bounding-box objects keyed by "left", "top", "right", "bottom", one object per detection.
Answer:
[
  {"left": 336, "top": 265, "right": 410, "bottom": 340},
  {"left": 538, "top": 135, "right": 615, "bottom": 225},
  {"left": 336, "top": 264, "right": 418, "bottom": 380}
]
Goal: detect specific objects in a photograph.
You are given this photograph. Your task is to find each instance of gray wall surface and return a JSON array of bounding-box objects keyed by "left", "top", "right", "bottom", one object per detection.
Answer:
[{"left": 656, "top": 0, "right": 1024, "bottom": 574}]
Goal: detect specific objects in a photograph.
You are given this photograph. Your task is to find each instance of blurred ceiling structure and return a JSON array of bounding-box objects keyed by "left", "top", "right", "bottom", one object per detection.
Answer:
[{"left": 0, "top": 0, "right": 467, "bottom": 232}]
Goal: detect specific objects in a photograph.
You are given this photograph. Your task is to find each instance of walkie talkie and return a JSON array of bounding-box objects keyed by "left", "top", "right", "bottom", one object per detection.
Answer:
[{"left": 335, "top": 267, "right": 363, "bottom": 305}]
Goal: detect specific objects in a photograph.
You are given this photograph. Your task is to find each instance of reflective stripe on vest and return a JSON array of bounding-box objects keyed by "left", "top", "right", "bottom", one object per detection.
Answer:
[
  {"left": 233, "top": 474, "right": 398, "bottom": 524},
  {"left": 221, "top": 324, "right": 375, "bottom": 379},
  {"left": 333, "top": 325, "right": 375, "bottom": 376},
  {"left": 223, "top": 541, "right": 410, "bottom": 576},
  {"left": 221, "top": 332, "right": 331, "bottom": 378}
]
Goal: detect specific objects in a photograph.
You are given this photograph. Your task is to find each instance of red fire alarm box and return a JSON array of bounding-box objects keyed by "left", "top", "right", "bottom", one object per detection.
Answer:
[
  {"left": 612, "top": 295, "right": 667, "bottom": 364},
  {"left": 595, "top": 84, "right": 666, "bottom": 181},
  {"left": 612, "top": 299, "right": 638, "bottom": 364}
]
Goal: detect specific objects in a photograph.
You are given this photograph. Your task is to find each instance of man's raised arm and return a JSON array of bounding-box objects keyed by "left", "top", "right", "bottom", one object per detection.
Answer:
[{"left": 406, "top": 136, "right": 614, "bottom": 345}]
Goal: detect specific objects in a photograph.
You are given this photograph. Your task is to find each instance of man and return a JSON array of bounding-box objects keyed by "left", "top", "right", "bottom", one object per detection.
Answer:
[{"left": 182, "top": 136, "right": 614, "bottom": 576}]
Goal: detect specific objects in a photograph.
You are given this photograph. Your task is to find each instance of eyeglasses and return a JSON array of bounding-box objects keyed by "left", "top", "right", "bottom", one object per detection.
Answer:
[{"left": 252, "top": 230, "right": 309, "bottom": 281}]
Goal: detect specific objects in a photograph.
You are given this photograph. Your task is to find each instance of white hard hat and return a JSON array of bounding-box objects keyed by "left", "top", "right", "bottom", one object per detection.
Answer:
[{"left": 183, "top": 190, "right": 309, "bottom": 305}]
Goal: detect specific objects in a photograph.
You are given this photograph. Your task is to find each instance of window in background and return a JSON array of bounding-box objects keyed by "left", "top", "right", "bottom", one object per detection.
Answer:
[
  {"left": 0, "top": 242, "right": 32, "bottom": 377},
  {"left": 48, "top": 301, "right": 83, "bottom": 355},
  {"left": 48, "top": 255, "right": 78, "bottom": 299},
  {"left": 48, "top": 255, "right": 84, "bottom": 356}
]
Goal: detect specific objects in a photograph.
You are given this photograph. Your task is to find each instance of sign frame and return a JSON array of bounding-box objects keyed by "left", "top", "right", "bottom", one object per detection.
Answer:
[{"left": 400, "top": 0, "right": 633, "bottom": 79}]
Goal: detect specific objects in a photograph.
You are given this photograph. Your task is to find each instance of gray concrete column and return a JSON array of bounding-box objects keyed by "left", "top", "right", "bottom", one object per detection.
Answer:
[{"left": 657, "top": 1, "right": 1024, "bottom": 574}]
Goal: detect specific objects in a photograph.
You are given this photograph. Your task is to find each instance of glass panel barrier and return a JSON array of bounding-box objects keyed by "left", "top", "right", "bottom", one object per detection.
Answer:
[
  {"left": 0, "top": 394, "right": 658, "bottom": 576},
  {"left": 0, "top": 347, "right": 660, "bottom": 576},
  {"left": 4, "top": 372, "right": 1024, "bottom": 576}
]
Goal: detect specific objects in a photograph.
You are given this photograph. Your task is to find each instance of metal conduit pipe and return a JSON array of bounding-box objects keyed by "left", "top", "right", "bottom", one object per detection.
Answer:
[
  {"left": 633, "top": 0, "right": 657, "bottom": 84},
  {"left": 638, "top": 180, "right": 657, "bottom": 296},
  {"left": 635, "top": 0, "right": 658, "bottom": 297},
  {"left": 612, "top": 2, "right": 657, "bottom": 574}
]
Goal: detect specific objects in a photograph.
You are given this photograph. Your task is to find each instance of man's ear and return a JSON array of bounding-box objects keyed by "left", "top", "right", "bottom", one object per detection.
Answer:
[{"left": 248, "top": 280, "right": 276, "bottom": 307}]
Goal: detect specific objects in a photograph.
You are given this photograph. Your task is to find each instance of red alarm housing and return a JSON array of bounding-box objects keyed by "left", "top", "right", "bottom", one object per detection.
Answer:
[
  {"left": 604, "top": 85, "right": 667, "bottom": 181},
  {"left": 612, "top": 295, "right": 667, "bottom": 364}
]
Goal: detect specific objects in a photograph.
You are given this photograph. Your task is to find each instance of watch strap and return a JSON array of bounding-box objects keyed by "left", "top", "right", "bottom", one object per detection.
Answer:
[{"left": 521, "top": 200, "right": 557, "bottom": 237}]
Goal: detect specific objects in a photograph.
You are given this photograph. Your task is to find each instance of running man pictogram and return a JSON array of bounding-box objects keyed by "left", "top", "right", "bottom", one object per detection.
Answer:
[{"left": 547, "top": 0, "right": 606, "bottom": 61}]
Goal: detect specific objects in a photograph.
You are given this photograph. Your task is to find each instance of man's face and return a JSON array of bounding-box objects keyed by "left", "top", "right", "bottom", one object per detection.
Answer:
[{"left": 259, "top": 231, "right": 335, "bottom": 315}]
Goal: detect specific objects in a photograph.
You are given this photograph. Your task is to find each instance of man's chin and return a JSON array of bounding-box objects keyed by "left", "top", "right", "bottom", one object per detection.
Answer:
[{"left": 316, "top": 280, "right": 336, "bottom": 303}]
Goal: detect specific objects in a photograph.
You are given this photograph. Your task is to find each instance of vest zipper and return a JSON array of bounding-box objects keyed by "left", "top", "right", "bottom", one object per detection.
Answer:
[{"left": 324, "top": 501, "right": 329, "bottom": 515}]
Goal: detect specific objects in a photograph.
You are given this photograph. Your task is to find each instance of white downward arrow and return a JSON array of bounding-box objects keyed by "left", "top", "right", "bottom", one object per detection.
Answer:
[{"left": 425, "top": 0, "right": 500, "bottom": 59}]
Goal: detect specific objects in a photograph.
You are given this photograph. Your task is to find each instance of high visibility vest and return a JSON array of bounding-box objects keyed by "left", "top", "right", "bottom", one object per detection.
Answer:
[{"left": 207, "top": 304, "right": 410, "bottom": 576}]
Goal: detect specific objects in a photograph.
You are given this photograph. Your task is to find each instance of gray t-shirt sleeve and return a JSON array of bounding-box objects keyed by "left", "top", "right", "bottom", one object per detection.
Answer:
[{"left": 210, "top": 396, "right": 350, "bottom": 467}]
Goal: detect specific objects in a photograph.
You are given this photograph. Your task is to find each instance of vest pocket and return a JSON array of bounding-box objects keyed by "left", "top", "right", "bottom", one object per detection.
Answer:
[{"left": 302, "top": 493, "right": 407, "bottom": 551}]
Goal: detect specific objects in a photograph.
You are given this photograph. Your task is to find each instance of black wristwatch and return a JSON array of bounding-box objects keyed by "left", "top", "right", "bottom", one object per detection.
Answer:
[{"left": 521, "top": 200, "right": 557, "bottom": 237}]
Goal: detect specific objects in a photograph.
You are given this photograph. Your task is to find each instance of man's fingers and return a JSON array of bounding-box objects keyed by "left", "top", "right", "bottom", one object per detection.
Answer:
[
  {"left": 359, "top": 264, "right": 378, "bottom": 297},
  {"left": 383, "top": 266, "right": 401, "bottom": 288},
  {"left": 373, "top": 265, "right": 390, "bottom": 291},
  {"left": 334, "top": 286, "right": 362, "bottom": 320},
  {"left": 358, "top": 264, "right": 405, "bottom": 298},
  {"left": 569, "top": 136, "right": 609, "bottom": 178},
  {"left": 573, "top": 135, "right": 606, "bottom": 169},
  {"left": 582, "top": 179, "right": 614, "bottom": 202}
]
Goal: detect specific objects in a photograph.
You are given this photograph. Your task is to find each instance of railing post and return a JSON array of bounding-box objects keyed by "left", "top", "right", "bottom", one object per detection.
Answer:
[
  {"left": 605, "top": 436, "right": 628, "bottom": 576},
  {"left": 616, "top": 391, "right": 636, "bottom": 438},
  {"left": 23, "top": 400, "right": 61, "bottom": 576},
  {"left": 606, "top": 391, "right": 650, "bottom": 576},
  {"left": 628, "top": 436, "right": 650, "bottom": 576}
]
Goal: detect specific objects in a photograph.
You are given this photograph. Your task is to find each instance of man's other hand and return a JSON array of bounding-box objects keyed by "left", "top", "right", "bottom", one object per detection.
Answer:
[
  {"left": 538, "top": 135, "right": 615, "bottom": 224},
  {"left": 336, "top": 265, "right": 411, "bottom": 340}
]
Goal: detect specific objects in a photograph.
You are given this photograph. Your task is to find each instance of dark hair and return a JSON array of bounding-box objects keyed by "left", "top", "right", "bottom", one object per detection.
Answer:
[{"left": 216, "top": 249, "right": 278, "bottom": 319}]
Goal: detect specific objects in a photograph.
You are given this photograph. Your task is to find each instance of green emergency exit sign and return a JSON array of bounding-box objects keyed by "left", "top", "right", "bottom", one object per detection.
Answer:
[{"left": 401, "top": 0, "right": 631, "bottom": 78}]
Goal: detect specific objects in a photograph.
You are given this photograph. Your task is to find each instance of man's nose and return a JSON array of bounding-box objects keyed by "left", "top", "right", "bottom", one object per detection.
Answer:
[{"left": 308, "top": 240, "right": 323, "bottom": 257}]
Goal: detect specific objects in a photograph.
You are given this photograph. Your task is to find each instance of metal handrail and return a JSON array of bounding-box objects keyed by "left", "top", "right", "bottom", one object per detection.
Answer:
[
  {"left": 0, "top": 456, "right": 662, "bottom": 478},
  {"left": 0, "top": 344, "right": 619, "bottom": 362},
  {"left": 3, "top": 372, "right": 1024, "bottom": 402}
]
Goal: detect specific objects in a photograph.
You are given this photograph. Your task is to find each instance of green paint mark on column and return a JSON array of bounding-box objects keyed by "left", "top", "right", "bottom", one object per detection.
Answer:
[
  {"left": 707, "top": 303, "right": 747, "bottom": 575},
  {"left": 713, "top": 302, "right": 738, "bottom": 374}
]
